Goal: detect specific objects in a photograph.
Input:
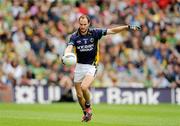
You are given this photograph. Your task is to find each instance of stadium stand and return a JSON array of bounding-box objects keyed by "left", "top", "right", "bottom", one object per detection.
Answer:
[{"left": 0, "top": 0, "right": 179, "bottom": 92}]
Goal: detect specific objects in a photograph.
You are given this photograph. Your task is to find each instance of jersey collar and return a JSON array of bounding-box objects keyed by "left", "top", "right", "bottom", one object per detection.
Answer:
[{"left": 77, "top": 28, "right": 92, "bottom": 36}]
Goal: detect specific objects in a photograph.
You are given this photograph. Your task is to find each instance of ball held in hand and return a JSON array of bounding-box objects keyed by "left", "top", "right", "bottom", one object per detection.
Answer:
[{"left": 62, "top": 53, "right": 77, "bottom": 66}]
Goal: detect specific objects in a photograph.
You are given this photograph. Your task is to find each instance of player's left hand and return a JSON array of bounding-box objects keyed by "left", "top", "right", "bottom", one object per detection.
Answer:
[{"left": 128, "top": 25, "right": 142, "bottom": 30}]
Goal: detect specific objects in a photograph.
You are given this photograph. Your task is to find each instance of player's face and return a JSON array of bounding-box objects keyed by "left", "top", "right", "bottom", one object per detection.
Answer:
[{"left": 79, "top": 18, "right": 90, "bottom": 34}]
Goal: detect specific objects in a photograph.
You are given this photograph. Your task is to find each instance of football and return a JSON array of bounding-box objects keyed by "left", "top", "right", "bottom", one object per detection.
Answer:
[{"left": 62, "top": 53, "right": 77, "bottom": 66}]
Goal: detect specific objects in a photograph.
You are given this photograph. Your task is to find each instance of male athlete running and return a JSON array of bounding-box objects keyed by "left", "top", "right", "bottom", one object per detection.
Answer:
[{"left": 63, "top": 15, "right": 141, "bottom": 122}]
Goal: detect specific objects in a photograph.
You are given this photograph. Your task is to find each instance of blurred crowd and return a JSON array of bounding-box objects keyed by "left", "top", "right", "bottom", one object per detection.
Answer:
[{"left": 0, "top": 0, "right": 179, "bottom": 90}]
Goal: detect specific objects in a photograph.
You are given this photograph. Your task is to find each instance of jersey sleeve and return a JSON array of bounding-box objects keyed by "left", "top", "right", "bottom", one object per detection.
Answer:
[
  {"left": 94, "top": 28, "right": 107, "bottom": 40},
  {"left": 67, "top": 36, "right": 75, "bottom": 46}
]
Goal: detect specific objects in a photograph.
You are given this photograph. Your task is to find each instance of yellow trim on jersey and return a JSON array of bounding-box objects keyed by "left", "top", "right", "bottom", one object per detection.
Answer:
[{"left": 95, "top": 42, "right": 100, "bottom": 65}]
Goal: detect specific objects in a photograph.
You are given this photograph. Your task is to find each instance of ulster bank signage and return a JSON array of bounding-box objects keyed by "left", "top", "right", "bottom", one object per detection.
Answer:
[{"left": 13, "top": 86, "right": 180, "bottom": 105}]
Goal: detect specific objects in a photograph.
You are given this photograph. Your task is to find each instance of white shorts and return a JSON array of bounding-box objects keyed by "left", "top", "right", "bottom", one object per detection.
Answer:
[{"left": 74, "top": 63, "right": 97, "bottom": 83}]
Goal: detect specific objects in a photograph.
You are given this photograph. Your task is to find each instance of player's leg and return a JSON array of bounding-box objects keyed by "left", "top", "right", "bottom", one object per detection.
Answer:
[
  {"left": 81, "top": 75, "right": 95, "bottom": 107},
  {"left": 74, "top": 64, "right": 96, "bottom": 122},
  {"left": 81, "top": 65, "right": 97, "bottom": 108},
  {"left": 74, "top": 83, "right": 86, "bottom": 114},
  {"left": 81, "top": 75, "right": 95, "bottom": 122},
  {"left": 74, "top": 63, "right": 87, "bottom": 115},
  {"left": 75, "top": 83, "right": 90, "bottom": 122}
]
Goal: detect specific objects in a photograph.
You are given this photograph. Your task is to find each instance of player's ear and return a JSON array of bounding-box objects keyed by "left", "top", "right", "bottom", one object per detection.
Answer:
[
  {"left": 88, "top": 22, "right": 91, "bottom": 27},
  {"left": 89, "top": 20, "right": 92, "bottom": 27},
  {"left": 86, "top": 15, "right": 91, "bottom": 26}
]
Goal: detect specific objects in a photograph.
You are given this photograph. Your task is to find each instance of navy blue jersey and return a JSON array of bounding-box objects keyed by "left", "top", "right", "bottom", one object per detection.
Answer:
[{"left": 67, "top": 28, "right": 107, "bottom": 65}]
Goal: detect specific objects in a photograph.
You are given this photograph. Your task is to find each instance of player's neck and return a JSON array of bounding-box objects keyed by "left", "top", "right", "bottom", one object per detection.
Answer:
[{"left": 81, "top": 31, "right": 88, "bottom": 35}]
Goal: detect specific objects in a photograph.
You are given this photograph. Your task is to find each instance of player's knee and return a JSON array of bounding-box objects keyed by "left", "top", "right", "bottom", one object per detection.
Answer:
[
  {"left": 81, "top": 85, "right": 88, "bottom": 91},
  {"left": 77, "top": 94, "right": 83, "bottom": 100}
]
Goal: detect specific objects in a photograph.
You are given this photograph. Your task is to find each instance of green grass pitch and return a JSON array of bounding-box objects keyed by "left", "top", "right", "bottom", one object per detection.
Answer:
[{"left": 0, "top": 103, "right": 180, "bottom": 126}]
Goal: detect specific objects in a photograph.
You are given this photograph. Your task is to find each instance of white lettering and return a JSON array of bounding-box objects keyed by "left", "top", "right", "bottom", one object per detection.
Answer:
[
  {"left": 37, "top": 86, "right": 50, "bottom": 104},
  {"left": 121, "top": 91, "right": 133, "bottom": 104},
  {"left": 176, "top": 88, "right": 180, "bottom": 105},
  {"left": 93, "top": 91, "right": 103, "bottom": 104},
  {"left": 77, "top": 44, "right": 94, "bottom": 52},
  {"left": 147, "top": 88, "right": 159, "bottom": 104},
  {"left": 107, "top": 87, "right": 120, "bottom": 104},
  {"left": 48, "top": 86, "right": 61, "bottom": 101},
  {"left": 15, "top": 86, "right": 35, "bottom": 104},
  {"left": 106, "top": 88, "right": 160, "bottom": 105},
  {"left": 134, "top": 91, "right": 147, "bottom": 104}
]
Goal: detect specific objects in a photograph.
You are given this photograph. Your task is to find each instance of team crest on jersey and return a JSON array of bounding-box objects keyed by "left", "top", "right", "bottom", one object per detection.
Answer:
[
  {"left": 77, "top": 40, "right": 81, "bottom": 44},
  {"left": 90, "top": 38, "right": 94, "bottom": 43},
  {"left": 83, "top": 39, "right": 88, "bottom": 44}
]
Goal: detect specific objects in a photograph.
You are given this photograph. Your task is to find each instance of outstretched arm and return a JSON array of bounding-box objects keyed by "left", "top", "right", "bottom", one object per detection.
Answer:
[{"left": 107, "top": 25, "right": 141, "bottom": 35}]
